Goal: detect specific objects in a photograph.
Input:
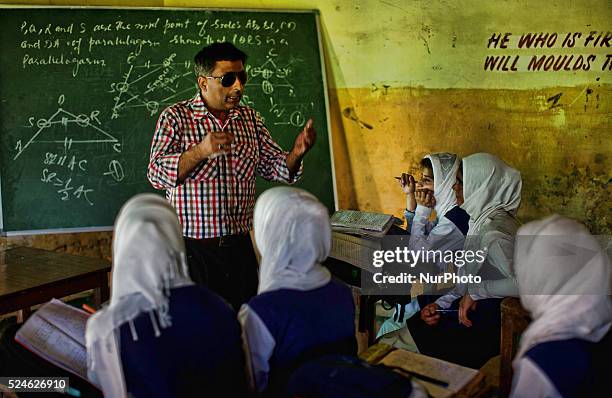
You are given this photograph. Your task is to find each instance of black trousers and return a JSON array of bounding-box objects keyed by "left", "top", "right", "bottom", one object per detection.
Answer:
[
  {"left": 184, "top": 234, "right": 259, "bottom": 312},
  {"left": 406, "top": 295, "right": 502, "bottom": 369}
]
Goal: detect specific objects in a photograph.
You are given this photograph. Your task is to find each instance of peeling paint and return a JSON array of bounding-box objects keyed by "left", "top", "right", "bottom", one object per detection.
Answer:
[
  {"left": 552, "top": 108, "right": 566, "bottom": 128},
  {"left": 341, "top": 107, "right": 374, "bottom": 129},
  {"left": 528, "top": 165, "right": 611, "bottom": 234},
  {"left": 330, "top": 85, "right": 611, "bottom": 233}
]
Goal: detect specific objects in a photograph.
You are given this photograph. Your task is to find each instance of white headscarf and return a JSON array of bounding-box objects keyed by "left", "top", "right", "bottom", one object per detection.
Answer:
[
  {"left": 514, "top": 215, "right": 612, "bottom": 359},
  {"left": 254, "top": 187, "right": 332, "bottom": 294},
  {"left": 425, "top": 152, "right": 460, "bottom": 218},
  {"left": 85, "top": 194, "right": 193, "bottom": 397},
  {"left": 461, "top": 152, "right": 522, "bottom": 235},
  {"left": 457, "top": 153, "right": 521, "bottom": 280}
]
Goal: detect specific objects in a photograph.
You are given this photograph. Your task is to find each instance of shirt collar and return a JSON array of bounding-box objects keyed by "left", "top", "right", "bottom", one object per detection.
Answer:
[{"left": 190, "top": 92, "right": 243, "bottom": 121}]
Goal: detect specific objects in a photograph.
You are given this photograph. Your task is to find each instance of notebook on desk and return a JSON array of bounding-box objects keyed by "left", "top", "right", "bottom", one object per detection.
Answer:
[
  {"left": 330, "top": 210, "right": 396, "bottom": 237},
  {"left": 14, "top": 298, "right": 89, "bottom": 380},
  {"left": 360, "top": 343, "right": 485, "bottom": 398}
]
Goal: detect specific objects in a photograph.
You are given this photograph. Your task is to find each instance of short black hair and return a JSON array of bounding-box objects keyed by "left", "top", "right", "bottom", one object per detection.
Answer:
[
  {"left": 194, "top": 42, "right": 247, "bottom": 76},
  {"left": 420, "top": 157, "right": 433, "bottom": 172}
]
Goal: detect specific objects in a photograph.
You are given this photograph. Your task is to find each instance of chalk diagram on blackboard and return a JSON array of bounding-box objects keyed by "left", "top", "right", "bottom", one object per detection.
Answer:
[
  {"left": 109, "top": 53, "right": 195, "bottom": 119},
  {"left": 246, "top": 57, "right": 296, "bottom": 96},
  {"left": 13, "top": 103, "right": 120, "bottom": 161},
  {"left": 242, "top": 55, "right": 313, "bottom": 128}
]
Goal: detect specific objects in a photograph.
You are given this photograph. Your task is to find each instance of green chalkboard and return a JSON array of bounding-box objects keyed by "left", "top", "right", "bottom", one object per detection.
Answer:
[{"left": 0, "top": 6, "right": 335, "bottom": 233}]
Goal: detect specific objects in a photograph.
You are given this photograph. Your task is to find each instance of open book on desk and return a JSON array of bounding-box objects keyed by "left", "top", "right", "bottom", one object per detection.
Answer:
[
  {"left": 330, "top": 210, "right": 397, "bottom": 237},
  {"left": 14, "top": 298, "right": 89, "bottom": 380},
  {"left": 379, "top": 348, "right": 484, "bottom": 398}
]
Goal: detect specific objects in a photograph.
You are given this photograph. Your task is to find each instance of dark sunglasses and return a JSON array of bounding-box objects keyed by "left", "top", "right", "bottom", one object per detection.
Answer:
[{"left": 205, "top": 70, "right": 248, "bottom": 87}]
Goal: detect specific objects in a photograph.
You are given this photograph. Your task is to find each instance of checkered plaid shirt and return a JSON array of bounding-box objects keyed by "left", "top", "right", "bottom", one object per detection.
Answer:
[{"left": 147, "top": 93, "right": 302, "bottom": 239}]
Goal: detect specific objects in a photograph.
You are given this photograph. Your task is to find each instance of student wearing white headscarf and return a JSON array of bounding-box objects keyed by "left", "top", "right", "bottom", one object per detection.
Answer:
[
  {"left": 86, "top": 194, "right": 247, "bottom": 398},
  {"left": 405, "top": 153, "right": 470, "bottom": 265},
  {"left": 408, "top": 153, "right": 522, "bottom": 368},
  {"left": 239, "top": 187, "right": 357, "bottom": 396},
  {"left": 510, "top": 215, "right": 612, "bottom": 398},
  {"left": 378, "top": 153, "right": 470, "bottom": 337}
]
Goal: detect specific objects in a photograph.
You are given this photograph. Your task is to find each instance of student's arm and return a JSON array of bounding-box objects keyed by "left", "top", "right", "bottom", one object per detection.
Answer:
[
  {"left": 410, "top": 205, "right": 436, "bottom": 238},
  {"left": 404, "top": 209, "right": 416, "bottom": 230},
  {"left": 409, "top": 211, "right": 465, "bottom": 276},
  {"left": 255, "top": 111, "right": 304, "bottom": 183},
  {"left": 510, "top": 357, "right": 561, "bottom": 398},
  {"left": 410, "top": 209, "right": 465, "bottom": 252},
  {"left": 238, "top": 304, "right": 276, "bottom": 393},
  {"left": 434, "top": 263, "right": 470, "bottom": 309},
  {"left": 434, "top": 287, "right": 463, "bottom": 309},
  {"left": 400, "top": 174, "right": 417, "bottom": 229},
  {"left": 468, "top": 232, "right": 519, "bottom": 299}
]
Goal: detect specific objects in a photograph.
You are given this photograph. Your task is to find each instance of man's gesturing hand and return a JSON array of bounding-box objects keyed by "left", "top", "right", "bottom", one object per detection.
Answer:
[
  {"left": 291, "top": 118, "right": 316, "bottom": 158},
  {"left": 286, "top": 118, "right": 316, "bottom": 175},
  {"left": 197, "top": 131, "right": 235, "bottom": 159}
]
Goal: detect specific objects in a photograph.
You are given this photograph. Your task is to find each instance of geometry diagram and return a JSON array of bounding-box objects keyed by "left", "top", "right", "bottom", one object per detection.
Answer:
[
  {"left": 110, "top": 53, "right": 195, "bottom": 119},
  {"left": 246, "top": 56, "right": 297, "bottom": 97},
  {"left": 14, "top": 106, "right": 119, "bottom": 160}
]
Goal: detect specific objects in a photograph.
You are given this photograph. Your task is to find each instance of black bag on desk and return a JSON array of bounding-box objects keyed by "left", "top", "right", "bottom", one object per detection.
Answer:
[{"left": 286, "top": 354, "right": 413, "bottom": 398}]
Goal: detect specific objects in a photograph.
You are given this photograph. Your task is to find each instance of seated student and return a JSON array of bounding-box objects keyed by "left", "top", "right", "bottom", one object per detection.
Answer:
[
  {"left": 86, "top": 194, "right": 247, "bottom": 398},
  {"left": 510, "top": 215, "right": 612, "bottom": 398},
  {"left": 407, "top": 152, "right": 522, "bottom": 368},
  {"left": 379, "top": 153, "right": 470, "bottom": 336},
  {"left": 239, "top": 187, "right": 357, "bottom": 397}
]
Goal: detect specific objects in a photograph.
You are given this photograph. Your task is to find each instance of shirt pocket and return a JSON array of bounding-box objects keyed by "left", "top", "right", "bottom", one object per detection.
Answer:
[
  {"left": 232, "top": 143, "right": 257, "bottom": 181},
  {"left": 188, "top": 143, "right": 218, "bottom": 181}
]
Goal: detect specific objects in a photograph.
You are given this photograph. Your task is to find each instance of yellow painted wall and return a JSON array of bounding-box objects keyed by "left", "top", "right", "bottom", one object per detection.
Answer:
[{"left": 1, "top": 0, "right": 610, "bottom": 255}]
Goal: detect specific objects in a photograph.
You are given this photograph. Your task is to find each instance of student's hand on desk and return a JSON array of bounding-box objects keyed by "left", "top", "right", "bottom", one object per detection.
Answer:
[
  {"left": 458, "top": 294, "right": 477, "bottom": 327},
  {"left": 420, "top": 303, "right": 441, "bottom": 326},
  {"left": 197, "top": 131, "right": 235, "bottom": 159},
  {"left": 415, "top": 189, "right": 436, "bottom": 208}
]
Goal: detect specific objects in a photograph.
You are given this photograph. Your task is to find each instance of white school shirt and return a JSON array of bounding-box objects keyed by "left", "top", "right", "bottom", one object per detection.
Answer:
[
  {"left": 435, "top": 211, "right": 518, "bottom": 309},
  {"left": 401, "top": 205, "right": 465, "bottom": 313},
  {"left": 409, "top": 205, "right": 466, "bottom": 269}
]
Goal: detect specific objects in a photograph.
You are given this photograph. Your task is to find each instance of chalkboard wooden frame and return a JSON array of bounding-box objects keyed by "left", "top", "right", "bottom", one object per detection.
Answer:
[{"left": 0, "top": 5, "right": 337, "bottom": 235}]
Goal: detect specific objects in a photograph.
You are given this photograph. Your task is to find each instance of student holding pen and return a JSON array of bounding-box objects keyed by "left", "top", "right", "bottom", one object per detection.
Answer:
[
  {"left": 407, "top": 153, "right": 522, "bottom": 369},
  {"left": 378, "top": 153, "right": 470, "bottom": 337}
]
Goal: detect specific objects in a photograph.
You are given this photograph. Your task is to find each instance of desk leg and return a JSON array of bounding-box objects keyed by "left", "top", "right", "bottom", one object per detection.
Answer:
[
  {"left": 366, "top": 297, "right": 378, "bottom": 345},
  {"left": 17, "top": 307, "right": 32, "bottom": 323},
  {"left": 93, "top": 273, "right": 110, "bottom": 309},
  {"left": 358, "top": 295, "right": 378, "bottom": 346}
]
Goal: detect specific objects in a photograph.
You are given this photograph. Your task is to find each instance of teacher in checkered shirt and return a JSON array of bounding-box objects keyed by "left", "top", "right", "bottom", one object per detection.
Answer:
[{"left": 147, "top": 42, "right": 315, "bottom": 311}]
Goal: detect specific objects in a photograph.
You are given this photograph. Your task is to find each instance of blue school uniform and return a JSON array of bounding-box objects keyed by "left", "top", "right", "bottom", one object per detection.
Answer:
[
  {"left": 241, "top": 279, "right": 357, "bottom": 396},
  {"left": 511, "top": 336, "right": 610, "bottom": 398},
  {"left": 119, "top": 285, "right": 247, "bottom": 398}
]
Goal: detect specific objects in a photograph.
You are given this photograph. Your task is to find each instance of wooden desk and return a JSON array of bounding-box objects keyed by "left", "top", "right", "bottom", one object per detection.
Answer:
[
  {"left": 326, "top": 230, "right": 419, "bottom": 346},
  {"left": 360, "top": 343, "right": 487, "bottom": 398},
  {"left": 499, "top": 297, "right": 531, "bottom": 397},
  {"left": 324, "top": 232, "right": 382, "bottom": 345},
  {"left": 0, "top": 246, "right": 111, "bottom": 321}
]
